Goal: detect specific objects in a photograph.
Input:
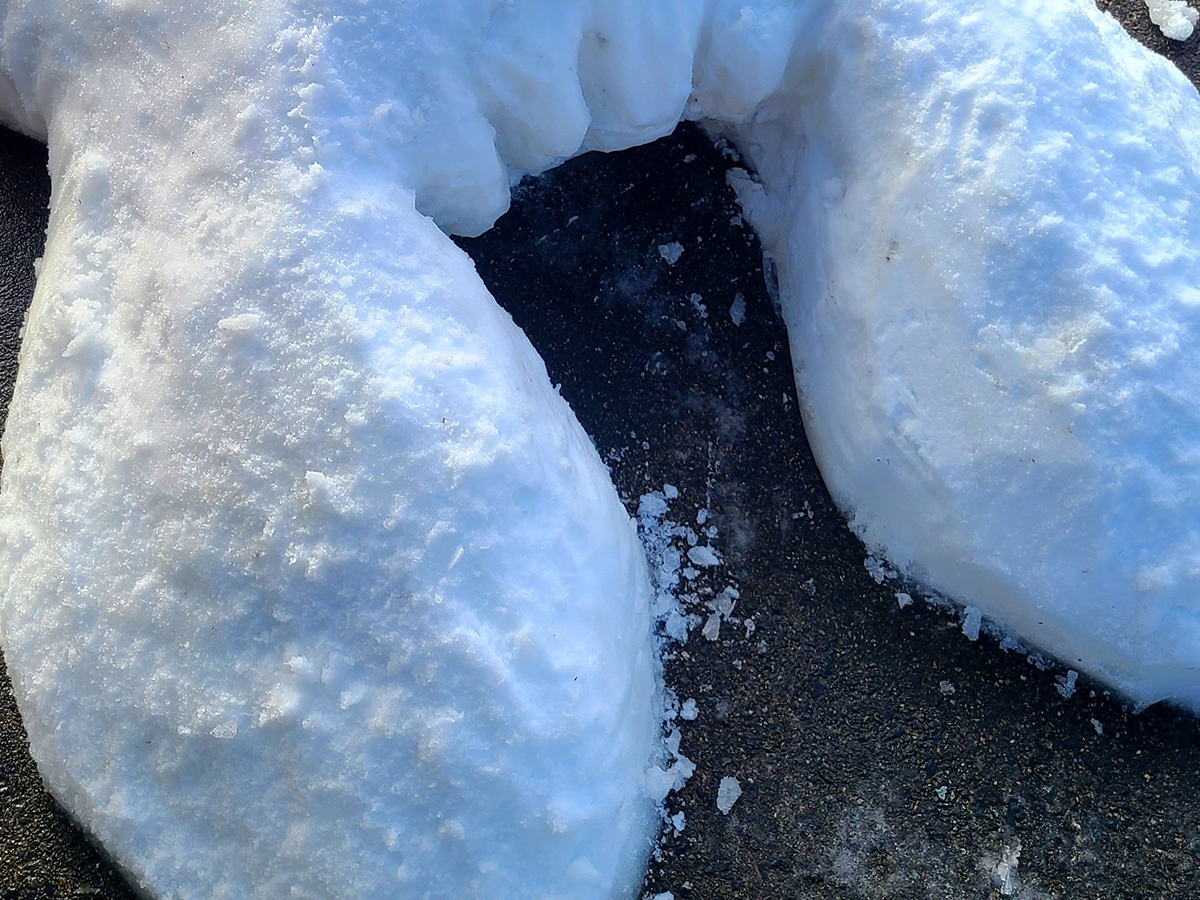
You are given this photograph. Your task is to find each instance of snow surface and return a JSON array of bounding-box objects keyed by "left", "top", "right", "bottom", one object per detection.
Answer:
[{"left": 0, "top": 0, "right": 1198, "bottom": 899}]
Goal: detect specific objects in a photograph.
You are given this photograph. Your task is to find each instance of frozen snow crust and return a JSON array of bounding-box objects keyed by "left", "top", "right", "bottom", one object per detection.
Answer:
[{"left": 0, "top": 0, "right": 1198, "bottom": 898}]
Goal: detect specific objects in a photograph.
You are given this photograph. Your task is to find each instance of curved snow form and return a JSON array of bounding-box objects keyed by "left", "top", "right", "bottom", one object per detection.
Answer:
[{"left": 0, "top": 0, "right": 1198, "bottom": 897}]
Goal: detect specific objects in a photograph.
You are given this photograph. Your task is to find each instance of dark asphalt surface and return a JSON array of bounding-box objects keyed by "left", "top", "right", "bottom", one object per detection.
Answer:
[{"left": 3, "top": 4, "right": 1200, "bottom": 899}]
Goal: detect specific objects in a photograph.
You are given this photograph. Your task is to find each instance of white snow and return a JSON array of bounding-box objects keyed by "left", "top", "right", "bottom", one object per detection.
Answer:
[
  {"left": 1145, "top": 0, "right": 1198, "bottom": 40},
  {"left": 716, "top": 776, "right": 742, "bottom": 814},
  {"left": 0, "top": 1, "right": 1197, "bottom": 899}
]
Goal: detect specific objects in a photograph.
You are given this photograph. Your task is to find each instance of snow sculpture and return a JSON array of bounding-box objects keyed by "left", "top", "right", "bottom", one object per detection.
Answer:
[{"left": 0, "top": 0, "right": 1197, "bottom": 899}]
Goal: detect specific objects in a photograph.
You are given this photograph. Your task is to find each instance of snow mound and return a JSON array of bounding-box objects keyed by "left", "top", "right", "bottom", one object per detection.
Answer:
[
  {"left": 0, "top": 1, "right": 1197, "bottom": 899},
  {"left": 730, "top": 0, "right": 1200, "bottom": 711}
]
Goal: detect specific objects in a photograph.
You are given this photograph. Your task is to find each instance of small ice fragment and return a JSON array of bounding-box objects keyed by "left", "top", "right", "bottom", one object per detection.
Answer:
[
  {"left": 743, "top": 619, "right": 755, "bottom": 637},
  {"left": 1144, "top": 0, "right": 1198, "bottom": 40},
  {"left": 638, "top": 492, "right": 668, "bottom": 518},
  {"left": 696, "top": 509, "right": 708, "bottom": 525},
  {"left": 864, "top": 554, "right": 894, "bottom": 584},
  {"left": 701, "top": 613, "right": 721, "bottom": 641},
  {"left": 962, "top": 606, "right": 983, "bottom": 641},
  {"left": 716, "top": 776, "right": 742, "bottom": 814},
  {"left": 687, "top": 545, "right": 721, "bottom": 567},
  {"left": 713, "top": 587, "right": 738, "bottom": 617},
  {"left": 1056, "top": 669, "right": 1079, "bottom": 699},
  {"left": 935, "top": 785, "right": 948, "bottom": 801},
  {"left": 663, "top": 484, "right": 679, "bottom": 500},
  {"left": 990, "top": 843, "right": 1022, "bottom": 896},
  {"left": 1090, "top": 718, "right": 1104, "bottom": 736},
  {"left": 939, "top": 680, "right": 956, "bottom": 696},
  {"left": 671, "top": 811, "right": 686, "bottom": 834},
  {"left": 658, "top": 242, "right": 684, "bottom": 265},
  {"left": 679, "top": 699, "right": 698, "bottom": 720},
  {"left": 729, "top": 293, "right": 746, "bottom": 325},
  {"left": 896, "top": 592, "right": 913, "bottom": 609},
  {"left": 650, "top": 893, "right": 675, "bottom": 900}
]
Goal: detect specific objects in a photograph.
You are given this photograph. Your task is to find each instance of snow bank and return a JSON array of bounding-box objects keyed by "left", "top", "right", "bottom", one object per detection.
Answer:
[
  {"left": 0, "top": 0, "right": 1198, "bottom": 899},
  {"left": 730, "top": 0, "right": 1200, "bottom": 711}
]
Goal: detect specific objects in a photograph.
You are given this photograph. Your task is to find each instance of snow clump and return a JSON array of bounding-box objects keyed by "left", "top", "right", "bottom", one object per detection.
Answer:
[{"left": 1144, "top": 0, "right": 1198, "bottom": 39}]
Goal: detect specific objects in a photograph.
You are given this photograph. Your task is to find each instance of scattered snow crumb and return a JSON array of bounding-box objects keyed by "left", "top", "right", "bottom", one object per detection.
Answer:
[
  {"left": 896, "top": 591, "right": 913, "bottom": 609},
  {"left": 716, "top": 776, "right": 742, "bottom": 814},
  {"left": 961, "top": 606, "right": 983, "bottom": 641},
  {"left": 679, "top": 699, "right": 698, "bottom": 721},
  {"left": 696, "top": 509, "right": 708, "bottom": 525},
  {"left": 663, "top": 484, "right": 679, "bottom": 500},
  {"left": 687, "top": 545, "right": 721, "bottom": 567},
  {"left": 989, "top": 843, "right": 1022, "bottom": 896},
  {"left": 701, "top": 613, "right": 721, "bottom": 642},
  {"left": 649, "top": 892, "right": 675, "bottom": 900},
  {"left": 935, "top": 786, "right": 948, "bottom": 801},
  {"left": 1144, "top": 0, "right": 1198, "bottom": 40},
  {"left": 1056, "top": 669, "right": 1079, "bottom": 699},
  {"left": 1091, "top": 718, "right": 1104, "bottom": 736},
  {"left": 658, "top": 242, "right": 684, "bottom": 265},
  {"left": 743, "top": 618, "right": 755, "bottom": 637},
  {"left": 729, "top": 293, "right": 746, "bottom": 325},
  {"left": 939, "top": 680, "right": 956, "bottom": 696},
  {"left": 670, "top": 811, "right": 685, "bottom": 834}
]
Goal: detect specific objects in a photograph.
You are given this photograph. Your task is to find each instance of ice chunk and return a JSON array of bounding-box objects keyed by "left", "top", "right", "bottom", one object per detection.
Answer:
[
  {"left": 1056, "top": 670, "right": 1079, "bottom": 699},
  {"left": 658, "top": 242, "right": 684, "bottom": 265},
  {"left": 961, "top": 607, "right": 983, "bottom": 642},
  {"left": 729, "top": 293, "right": 746, "bottom": 326},
  {"left": 716, "top": 776, "right": 743, "bottom": 814},
  {"left": 1144, "top": 0, "right": 1198, "bottom": 40}
]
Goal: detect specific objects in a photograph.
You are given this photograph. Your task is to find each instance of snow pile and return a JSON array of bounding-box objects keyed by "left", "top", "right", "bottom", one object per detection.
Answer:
[
  {"left": 731, "top": 0, "right": 1200, "bottom": 711},
  {"left": 1145, "top": 0, "right": 1198, "bottom": 40},
  {"left": 0, "top": 0, "right": 1197, "bottom": 899}
]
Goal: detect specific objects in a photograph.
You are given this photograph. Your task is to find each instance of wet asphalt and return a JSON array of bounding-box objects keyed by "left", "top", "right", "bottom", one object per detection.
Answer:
[{"left": 2, "top": 3, "right": 1200, "bottom": 898}]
